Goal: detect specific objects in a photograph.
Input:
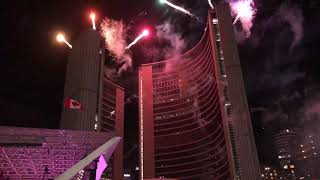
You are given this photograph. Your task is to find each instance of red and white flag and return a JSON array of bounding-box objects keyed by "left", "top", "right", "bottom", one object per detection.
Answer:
[{"left": 64, "top": 98, "right": 84, "bottom": 111}]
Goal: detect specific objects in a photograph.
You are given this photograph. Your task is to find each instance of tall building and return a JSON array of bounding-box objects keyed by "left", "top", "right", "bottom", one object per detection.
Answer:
[
  {"left": 138, "top": 2, "right": 260, "bottom": 180},
  {"left": 60, "top": 30, "right": 124, "bottom": 180},
  {"left": 213, "top": 3, "right": 260, "bottom": 179},
  {"left": 60, "top": 30, "right": 104, "bottom": 131}
]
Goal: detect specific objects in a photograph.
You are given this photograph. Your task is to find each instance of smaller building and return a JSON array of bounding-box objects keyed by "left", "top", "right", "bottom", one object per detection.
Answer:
[
  {"left": 274, "top": 129, "right": 297, "bottom": 179},
  {"left": 261, "top": 166, "right": 286, "bottom": 180},
  {"left": 273, "top": 127, "right": 320, "bottom": 179},
  {"left": 295, "top": 128, "right": 320, "bottom": 179}
]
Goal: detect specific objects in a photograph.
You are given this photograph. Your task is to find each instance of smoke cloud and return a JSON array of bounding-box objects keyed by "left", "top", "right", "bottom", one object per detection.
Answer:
[
  {"left": 141, "top": 20, "right": 186, "bottom": 61},
  {"left": 242, "top": 3, "right": 303, "bottom": 47},
  {"left": 139, "top": 20, "right": 187, "bottom": 72},
  {"left": 254, "top": 91, "right": 302, "bottom": 125},
  {"left": 300, "top": 87, "right": 320, "bottom": 122},
  {"left": 303, "top": 100, "right": 320, "bottom": 121},
  {"left": 242, "top": 3, "right": 305, "bottom": 97},
  {"left": 255, "top": 88, "right": 320, "bottom": 127},
  {"left": 277, "top": 4, "right": 304, "bottom": 51},
  {"left": 100, "top": 18, "right": 132, "bottom": 74},
  {"left": 156, "top": 21, "right": 186, "bottom": 59},
  {"left": 234, "top": 27, "right": 249, "bottom": 43},
  {"left": 234, "top": 2, "right": 304, "bottom": 50},
  {"left": 104, "top": 67, "right": 118, "bottom": 81}
]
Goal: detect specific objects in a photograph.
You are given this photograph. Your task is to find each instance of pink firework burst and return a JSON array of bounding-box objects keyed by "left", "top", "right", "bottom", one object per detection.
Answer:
[
  {"left": 230, "top": 0, "right": 256, "bottom": 36},
  {"left": 100, "top": 18, "right": 126, "bottom": 58}
]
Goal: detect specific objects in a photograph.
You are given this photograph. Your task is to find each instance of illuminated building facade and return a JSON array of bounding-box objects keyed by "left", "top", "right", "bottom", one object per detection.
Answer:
[
  {"left": 138, "top": 2, "right": 260, "bottom": 180},
  {"left": 272, "top": 127, "right": 320, "bottom": 179},
  {"left": 60, "top": 30, "right": 124, "bottom": 180},
  {"left": 295, "top": 128, "right": 320, "bottom": 179},
  {"left": 274, "top": 129, "right": 297, "bottom": 178},
  {"left": 261, "top": 166, "right": 285, "bottom": 180},
  {"left": 273, "top": 127, "right": 320, "bottom": 179}
]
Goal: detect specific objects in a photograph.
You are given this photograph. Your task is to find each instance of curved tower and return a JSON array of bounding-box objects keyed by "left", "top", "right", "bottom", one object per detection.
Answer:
[{"left": 138, "top": 3, "right": 260, "bottom": 180}]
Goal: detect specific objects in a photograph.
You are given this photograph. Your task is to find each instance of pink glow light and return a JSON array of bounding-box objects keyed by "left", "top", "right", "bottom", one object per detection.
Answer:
[
  {"left": 142, "top": 29, "right": 149, "bottom": 37},
  {"left": 95, "top": 154, "right": 107, "bottom": 180}
]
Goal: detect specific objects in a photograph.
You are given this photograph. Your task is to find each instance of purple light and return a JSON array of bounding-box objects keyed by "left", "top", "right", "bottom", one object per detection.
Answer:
[{"left": 96, "top": 154, "right": 107, "bottom": 180}]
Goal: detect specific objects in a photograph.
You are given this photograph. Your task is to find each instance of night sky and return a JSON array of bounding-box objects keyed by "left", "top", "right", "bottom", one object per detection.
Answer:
[{"left": 1, "top": 0, "right": 320, "bottom": 171}]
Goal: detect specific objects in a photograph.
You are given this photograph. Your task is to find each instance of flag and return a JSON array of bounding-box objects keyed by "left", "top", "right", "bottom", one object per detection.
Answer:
[{"left": 64, "top": 98, "right": 84, "bottom": 111}]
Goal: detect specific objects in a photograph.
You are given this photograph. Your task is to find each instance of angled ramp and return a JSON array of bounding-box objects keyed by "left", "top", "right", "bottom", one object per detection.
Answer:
[{"left": 55, "top": 137, "right": 121, "bottom": 180}]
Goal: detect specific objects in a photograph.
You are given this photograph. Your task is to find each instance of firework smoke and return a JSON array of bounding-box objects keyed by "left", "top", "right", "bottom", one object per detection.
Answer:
[
  {"left": 153, "top": 21, "right": 186, "bottom": 72},
  {"left": 230, "top": 0, "right": 256, "bottom": 37},
  {"left": 140, "top": 20, "right": 186, "bottom": 66},
  {"left": 278, "top": 4, "right": 303, "bottom": 51},
  {"left": 156, "top": 21, "right": 185, "bottom": 58},
  {"left": 160, "top": 0, "right": 199, "bottom": 21},
  {"left": 125, "top": 29, "right": 149, "bottom": 50},
  {"left": 104, "top": 67, "right": 118, "bottom": 80},
  {"left": 100, "top": 18, "right": 132, "bottom": 74},
  {"left": 258, "top": 87, "right": 320, "bottom": 126},
  {"left": 304, "top": 98, "right": 320, "bottom": 122}
]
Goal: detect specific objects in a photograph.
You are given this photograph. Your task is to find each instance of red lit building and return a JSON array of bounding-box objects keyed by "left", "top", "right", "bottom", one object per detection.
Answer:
[
  {"left": 60, "top": 30, "right": 124, "bottom": 180},
  {"left": 138, "top": 3, "right": 260, "bottom": 180}
]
